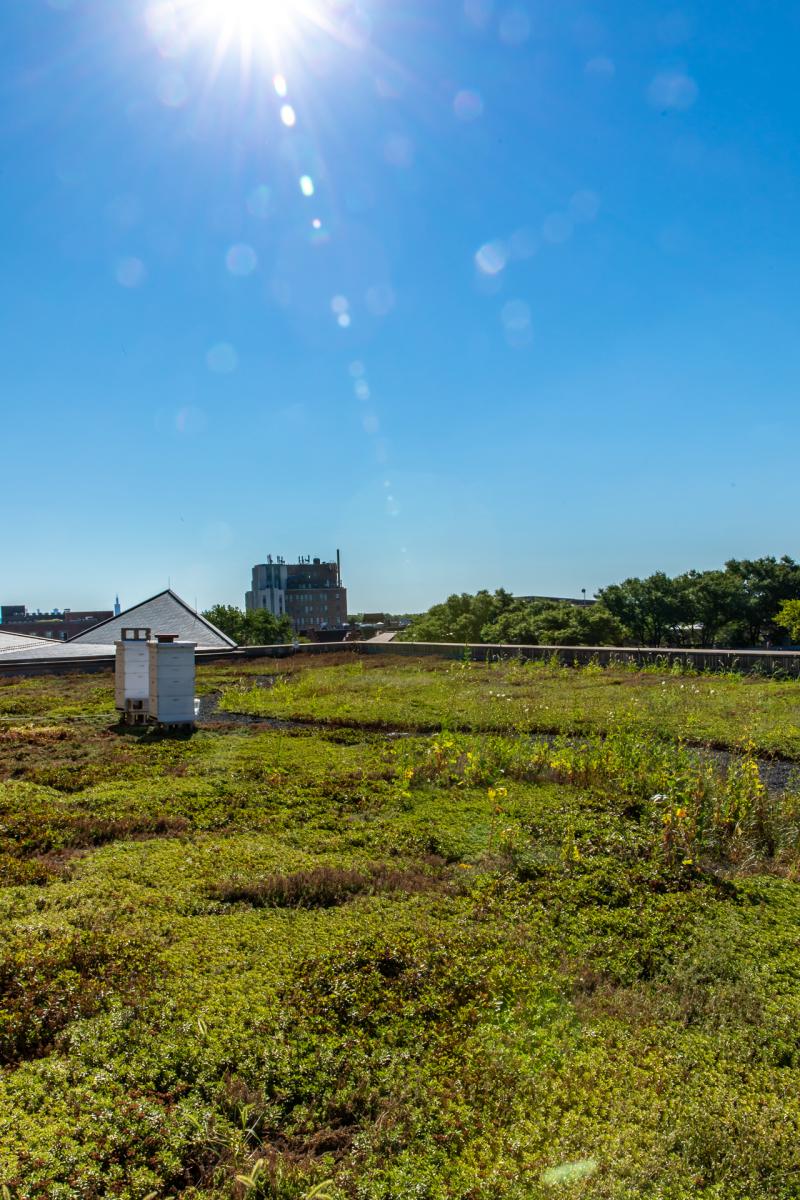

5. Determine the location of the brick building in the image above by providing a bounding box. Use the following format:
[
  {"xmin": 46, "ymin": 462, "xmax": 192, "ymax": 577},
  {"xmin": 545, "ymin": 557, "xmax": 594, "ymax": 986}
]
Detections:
[
  {"xmin": 246, "ymin": 553, "xmax": 347, "ymax": 633},
  {"xmin": 0, "ymin": 606, "xmax": 114, "ymax": 641}
]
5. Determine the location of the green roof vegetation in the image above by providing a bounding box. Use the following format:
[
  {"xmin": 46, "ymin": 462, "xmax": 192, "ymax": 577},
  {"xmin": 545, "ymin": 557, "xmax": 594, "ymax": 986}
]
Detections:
[{"xmin": 1, "ymin": 656, "xmax": 800, "ymax": 1197}]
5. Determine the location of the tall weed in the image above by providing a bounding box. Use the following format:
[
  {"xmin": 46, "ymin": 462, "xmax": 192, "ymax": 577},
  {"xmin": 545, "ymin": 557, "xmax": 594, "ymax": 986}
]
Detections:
[{"xmin": 392, "ymin": 728, "xmax": 800, "ymax": 871}]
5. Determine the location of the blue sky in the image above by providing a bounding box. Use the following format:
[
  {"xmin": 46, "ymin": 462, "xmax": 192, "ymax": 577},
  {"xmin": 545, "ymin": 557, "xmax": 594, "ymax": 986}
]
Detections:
[{"xmin": 3, "ymin": 0, "xmax": 799, "ymax": 614}]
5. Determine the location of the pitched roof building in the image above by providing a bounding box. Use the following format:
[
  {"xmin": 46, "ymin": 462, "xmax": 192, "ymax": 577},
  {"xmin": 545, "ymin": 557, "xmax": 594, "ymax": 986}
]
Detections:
[
  {"xmin": 69, "ymin": 589, "xmax": 235, "ymax": 649},
  {"xmin": 0, "ymin": 591, "xmax": 235, "ymax": 667},
  {"xmin": 0, "ymin": 628, "xmax": 55, "ymax": 656}
]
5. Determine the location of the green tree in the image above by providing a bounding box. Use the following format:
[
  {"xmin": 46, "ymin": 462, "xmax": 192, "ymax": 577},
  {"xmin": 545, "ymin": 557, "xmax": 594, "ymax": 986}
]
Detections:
[
  {"xmin": 676, "ymin": 569, "xmax": 745, "ymax": 647},
  {"xmin": 400, "ymin": 590, "xmax": 515, "ymax": 643},
  {"xmin": 401, "ymin": 556, "xmax": 800, "ymax": 652},
  {"xmin": 480, "ymin": 601, "xmax": 546, "ymax": 645},
  {"xmin": 723, "ymin": 556, "xmax": 800, "ymax": 645},
  {"xmin": 483, "ymin": 600, "xmax": 625, "ymax": 646},
  {"xmin": 402, "ymin": 593, "xmax": 625, "ymax": 647},
  {"xmin": 598, "ymin": 572, "xmax": 691, "ymax": 646},
  {"xmin": 775, "ymin": 599, "xmax": 800, "ymax": 644},
  {"xmin": 247, "ymin": 608, "xmax": 294, "ymax": 645},
  {"xmin": 203, "ymin": 604, "xmax": 292, "ymax": 646},
  {"xmin": 530, "ymin": 601, "xmax": 626, "ymax": 646},
  {"xmin": 203, "ymin": 604, "xmax": 246, "ymax": 644}
]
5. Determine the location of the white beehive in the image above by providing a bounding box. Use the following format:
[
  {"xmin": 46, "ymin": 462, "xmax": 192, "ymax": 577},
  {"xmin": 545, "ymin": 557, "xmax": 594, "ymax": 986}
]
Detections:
[
  {"xmin": 115, "ymin": 627, "xmax": 151, "ymax": 719},
  {"xmin": 148, "ymin": 635, "xmax": 196, "ymax": 724}
]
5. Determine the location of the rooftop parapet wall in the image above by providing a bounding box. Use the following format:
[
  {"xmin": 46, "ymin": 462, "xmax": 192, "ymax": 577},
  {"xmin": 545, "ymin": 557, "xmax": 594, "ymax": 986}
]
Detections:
[
  {"xmin": 356, "ymin": 641, "xmax": 800, "ymax": 676},
  {"xmin": 3, "ymin": 640, "xmax": 800, "ymax": 678},
  {"xmin": 231, "ymin": 640, "xmax": 800, "ymax": 675}
]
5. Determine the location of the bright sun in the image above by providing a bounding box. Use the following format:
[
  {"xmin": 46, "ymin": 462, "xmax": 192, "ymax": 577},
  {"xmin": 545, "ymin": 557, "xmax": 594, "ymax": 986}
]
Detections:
[{"xmin": 192, "ymin": 0, "xmax": 313, "ymax": 55}]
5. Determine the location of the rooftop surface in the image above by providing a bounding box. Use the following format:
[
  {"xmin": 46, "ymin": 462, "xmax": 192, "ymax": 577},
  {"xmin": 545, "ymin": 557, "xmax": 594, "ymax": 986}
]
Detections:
[
  {"xmin": 70, "ymin": 589, "xmax": 235, "ymax": 650},
  {"xmin": 1, "ymin": 654, "xmax": 799, "ymax": 1195},
  {"xmin": 0, "ymin": 590, "xmax": 235, "ymax": 664},
  {"xmin": 0, "ymin": 628, "xmax": 56, "ymax": 655}
]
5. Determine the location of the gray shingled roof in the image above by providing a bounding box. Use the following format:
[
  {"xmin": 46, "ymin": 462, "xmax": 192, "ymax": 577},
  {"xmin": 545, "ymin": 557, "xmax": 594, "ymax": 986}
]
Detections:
[
  {"xmin": 0, "ymin": 629, "xmax": 58, "ymax": 655},
  {"xmin": 69, "ymin": 590, "xmax": 236, "ymax": 649},
  {"xmin": 0, "ymin": 640, "xmax": 117, "ymax": 663}
]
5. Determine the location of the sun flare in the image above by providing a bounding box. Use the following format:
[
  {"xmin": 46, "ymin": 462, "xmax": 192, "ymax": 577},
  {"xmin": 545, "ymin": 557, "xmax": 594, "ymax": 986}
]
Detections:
[{"xmin": 191, "ymin": 0, "xmax": 317, "ymax": 56}]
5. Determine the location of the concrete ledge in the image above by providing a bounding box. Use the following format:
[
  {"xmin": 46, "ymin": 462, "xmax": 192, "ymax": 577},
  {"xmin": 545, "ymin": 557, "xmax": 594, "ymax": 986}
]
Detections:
[
  {"xmin": 3, "ymin": 639, "xmax": 800, "ymax": 679},
  {"xmin": 355, "ymin": 641, "xmax": 800, "ymax": 676},
  {"xmin": 0, "ymin": 647, "xmax": 238, "ymax": 679},
  {"xmin": 228, "ymin": 640, "xmax": 800, "ymax": 676}
]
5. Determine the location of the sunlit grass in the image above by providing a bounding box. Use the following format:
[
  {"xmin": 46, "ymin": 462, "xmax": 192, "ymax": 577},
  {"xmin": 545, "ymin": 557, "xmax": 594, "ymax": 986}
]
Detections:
[
  {"xmin": 1, "ymin": 661, "xmax": 800, "ymax": 1196},
  {"xmin": 216, "ymin": 654, "xmax": 800, "ymax": 757}
]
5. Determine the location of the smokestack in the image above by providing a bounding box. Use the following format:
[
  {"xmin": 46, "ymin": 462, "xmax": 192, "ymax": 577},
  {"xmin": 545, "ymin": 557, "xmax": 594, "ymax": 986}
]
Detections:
[{"xmin": 336, "ymin": 548, "xmax": 341, "ymax": 587}]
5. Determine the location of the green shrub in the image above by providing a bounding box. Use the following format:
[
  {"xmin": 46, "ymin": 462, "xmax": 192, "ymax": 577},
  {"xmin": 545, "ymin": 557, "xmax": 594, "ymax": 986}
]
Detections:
[{"xmin": 0, "ymin": 922, "xmax": 159, "ymax": 1063}]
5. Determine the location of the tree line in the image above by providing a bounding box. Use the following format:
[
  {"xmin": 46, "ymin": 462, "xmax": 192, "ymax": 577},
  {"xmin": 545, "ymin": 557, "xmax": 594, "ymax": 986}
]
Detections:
[
  {"xmin": 203, "ymin": 604, "xmax": 293, "ymax": 646},
  {"xmin": 398, "ymin": 557, "xmax": 800, "ymax": 648}
]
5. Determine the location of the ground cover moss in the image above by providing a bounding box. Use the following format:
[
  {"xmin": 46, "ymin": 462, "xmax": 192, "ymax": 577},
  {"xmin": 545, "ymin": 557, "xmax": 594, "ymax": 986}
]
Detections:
[
  {"xmin": 216, "ymin": 656, "xmax": 800, "ymax": 758},
  {"xmin": 0, "ymin": 662, "xmax": 800, "ymax": 1197},
  {"xmin": 0, "ymin": 673, "xmax": 115, "ymax": 719}
]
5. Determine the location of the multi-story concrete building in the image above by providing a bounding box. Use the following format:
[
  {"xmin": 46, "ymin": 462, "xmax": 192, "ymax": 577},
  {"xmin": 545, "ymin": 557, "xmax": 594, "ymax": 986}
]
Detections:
[
  {"xmin": 246, "ymin": 553, "xmax": 347, "ymax": 633},
  {"xmin": 247, "ymin": 562, "xmax": 290, "ymax": 621}
]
